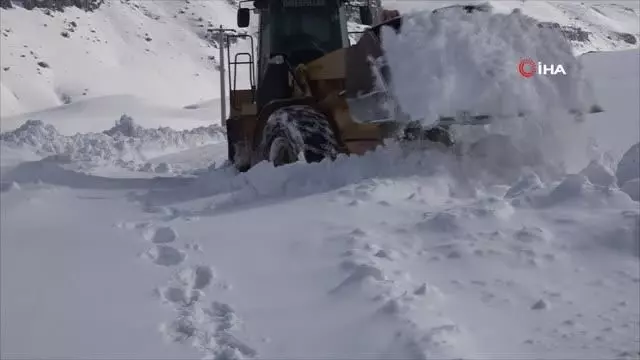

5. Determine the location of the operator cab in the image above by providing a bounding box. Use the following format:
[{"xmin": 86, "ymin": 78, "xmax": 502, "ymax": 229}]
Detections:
[
  {"xmin": 235, "ymin": 0, "xmax": 374, "ymax": 114},
  {"xmin": 271, "ymin": 0, "xmax": 344, "ymax": 65},
  {"xmin": 238, "ymin": 0, "xmax": 373, "ymax": 73}
]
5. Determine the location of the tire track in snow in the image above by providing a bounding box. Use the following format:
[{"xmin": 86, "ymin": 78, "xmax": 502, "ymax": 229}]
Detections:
[{"xmin": 116, "ymin": 214, "xmax": 257, "ymax": 359}]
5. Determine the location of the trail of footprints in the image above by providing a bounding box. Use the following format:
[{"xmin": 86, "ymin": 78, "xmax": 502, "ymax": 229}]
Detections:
[{"xmin": 117, "ymin": 219, "xmax": 256, "ymax": 359}]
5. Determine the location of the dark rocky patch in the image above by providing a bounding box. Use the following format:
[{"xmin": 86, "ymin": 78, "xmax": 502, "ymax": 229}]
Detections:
[
  {"xmin": 2, "ymin": 0, "xmax": 104, "ymax": 12},
  {"xmin": 612, "ymin": 31, "xmax": 637, "ymax": 45}
]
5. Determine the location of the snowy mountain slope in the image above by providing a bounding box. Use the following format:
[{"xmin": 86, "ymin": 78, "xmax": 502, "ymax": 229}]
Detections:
[
  {"xmin": 0, "ymin": 0, "xmax": 255, "ymax": 118},
  {"xmin": 1, "ymin": 19, "xmax": 639, "ymax": 359},
  {"xmin": 382, "ymin": 0, "xmax": 639, "ymax": 54}
]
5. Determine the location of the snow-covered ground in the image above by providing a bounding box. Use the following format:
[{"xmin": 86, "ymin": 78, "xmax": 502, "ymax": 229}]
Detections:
[
  {"xmin": 1, "ymin": 2, "xmax": 639, "ymax": 360},
  {"xmin": 0, "ymin": 94, "xmax": 224, "ymax": 135},
  {"xmin": 0, "ymin": 0, "xmax": 255, "ymax": 118}
]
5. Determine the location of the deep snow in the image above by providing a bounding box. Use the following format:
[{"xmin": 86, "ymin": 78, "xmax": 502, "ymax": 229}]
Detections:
[
  {"xmin": 0, "ymin": 94, "xmax": 225, "ymax": 135},
  {"xmin": 380, "ymin": 7, "xmax": 599, "ymax": 125},
  {"xmin": 2, "ymin": 131, "xmax": 639, "ymax": 359},
  {"xmin": 0, "ymin": 115, "xmax": 225, "ymax": 174},
  {"xmin": 1, "ymin": 2, "xmax": 639, "ymax": 360}
]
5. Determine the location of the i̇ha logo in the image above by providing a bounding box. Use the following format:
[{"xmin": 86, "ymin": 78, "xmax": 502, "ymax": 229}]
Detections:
[{"xmin": 518, "ymin": 58, "xmax": 567, "ymax": 78}]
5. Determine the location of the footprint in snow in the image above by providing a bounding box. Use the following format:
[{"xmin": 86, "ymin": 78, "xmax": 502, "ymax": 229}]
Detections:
[
  {"xmin": 162, "ymin": 301, "xmax": 257, "ymax": 358},
  {"xmin": 144, "ymin": 226, "xmax": 178, "ymax": 244},
  {"xmin": 205, "ymin": 301, "xmax": 257, "ymax": 358},
  {"xmin": 177, "ymin": 265, "xmax": 215, "ymax": 290},
  {"xmin": 144, "ymin": 245, "xmax": 186, "ymax": 266},
  {"xmin": 157, "ymin": 286, "xmax": 202, "ymax": 307}
]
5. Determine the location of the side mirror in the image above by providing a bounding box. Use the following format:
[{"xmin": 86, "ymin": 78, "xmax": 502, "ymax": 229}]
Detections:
[
  {"xmin": 359, "ymin": 6, "xmax": 373, "ymax": 25},
  {"xmin": 237, "ymin": 8, "xmax": 250, "ymax": 28}
]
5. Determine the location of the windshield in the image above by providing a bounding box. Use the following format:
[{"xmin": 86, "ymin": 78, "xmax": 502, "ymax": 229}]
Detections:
[{"xmin": 269, "ymin": 0, "xmax": 343, "ymax": 65}]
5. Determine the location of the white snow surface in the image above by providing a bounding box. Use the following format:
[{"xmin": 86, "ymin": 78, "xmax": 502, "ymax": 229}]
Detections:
[
  {"xmin": 0, "ymin": 0, "xmax": 254, "ymax": 118},
  {"xmin": 0, "ymin": 94, "xmax": 224, "ymax": 135},
  {"xmin": 0, "ymin": 115, "xmax": 225, "ymax": 173},
  {"xmin": 1, "ymin": 3, "xmax": 640, "ymax": 360}
]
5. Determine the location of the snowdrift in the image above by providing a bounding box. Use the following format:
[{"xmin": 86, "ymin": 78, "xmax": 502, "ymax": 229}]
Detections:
[
  {"xmin": 0, "ymin": 94, "xmax": 223, "ymax": 135},
  {"xmin": 2, "ymin": 116, "xmax": 637, "ymax": 206},
  {"xmin": 0, "ymin": 116, "xmax": 225, "ymax": 172}
]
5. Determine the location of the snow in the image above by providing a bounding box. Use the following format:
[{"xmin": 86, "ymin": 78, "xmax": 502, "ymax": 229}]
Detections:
[
  {"xmin": 2, "ymin": 140, "xmax": 639, "ymax": 358},
  {"xmin": 379, "ymin": 6, "xmax": 599, "ymax": 126},
  {"xmin": 0, "ymin": 1, "xmax": 254, "ymax": 118},
  {"xmin": 581, "ymin": 50, "xmax": 640, "ymax": 163},
  {"xmin": 0, "ymin": 115, "xmax": 225, "ymax": 173},
  {"xmin": 381, "ymin": 0, "xmax": 640, "ymax": 54},
  {"xmin": 0, "ymin": 94, "xmax": 223, "ymax": 135},
  {"xmin": 0, "ymin": 186, "xmax": 201, "ymax": 360},
  {"xmin": 1, "ymin": 1, "xmax": 639, "ymax": 360}
]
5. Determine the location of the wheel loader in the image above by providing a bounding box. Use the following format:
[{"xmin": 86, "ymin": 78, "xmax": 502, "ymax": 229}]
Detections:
[
  {"xmin": 221, "ymin": 0, "xmax": 469, "ymax": 172},
  {"xmin": 222, "ymin": 0, "xmax": 600, "ymax": 172}
]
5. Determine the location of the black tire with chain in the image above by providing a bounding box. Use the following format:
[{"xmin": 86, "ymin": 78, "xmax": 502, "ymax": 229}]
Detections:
[{"xmin": 259, "ymin": 105, "xmax": 339, "ymax": 166}]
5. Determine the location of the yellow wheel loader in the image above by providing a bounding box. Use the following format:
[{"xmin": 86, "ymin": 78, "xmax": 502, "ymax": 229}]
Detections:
[
  {"xmin": 222, "ymin": 0, "xmax": 599, "ymax": 172},
  {"xmin": 221, "ymin": 0, "xmax": 477, "ymax": 172}
]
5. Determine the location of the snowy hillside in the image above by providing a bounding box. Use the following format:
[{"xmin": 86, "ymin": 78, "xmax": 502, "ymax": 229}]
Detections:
[
  {"xmin": 383, "ymin": 0, "xmax": 639, "ymax": 54},
  {"xmin": 0, "ymin": 0, "xmax": 254, "ymax": 118}
]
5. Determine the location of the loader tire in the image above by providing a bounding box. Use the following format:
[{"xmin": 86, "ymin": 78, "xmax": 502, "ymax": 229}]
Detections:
[{"xmin": 260, "ymin": 105, "xmax": 338, "ymax": 167}]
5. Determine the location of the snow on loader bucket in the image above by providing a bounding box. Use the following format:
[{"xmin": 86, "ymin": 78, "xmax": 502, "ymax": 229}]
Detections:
[{"xmin": 223, "ymin": 1, "xmax": 603, "ymax": 172}]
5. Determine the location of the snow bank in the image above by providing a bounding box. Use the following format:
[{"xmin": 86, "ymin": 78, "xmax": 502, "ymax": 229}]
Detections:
[
  {"xmin": 380, "ymin": 6, "xmax": 599, "ymax": 124},
  {"xmin": 1, "ymin": 94, "xmax": 223, "ymax": 135},
  {"xmin": 0, "ymin": 116, "xmax": 225, "ymax": 171},
  {"xmin": 171, "ymin": 135, "xmax": 628, "ymax": 214}
]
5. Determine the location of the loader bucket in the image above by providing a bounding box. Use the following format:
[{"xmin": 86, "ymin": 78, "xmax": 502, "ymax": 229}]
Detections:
[
  {"xmin": 344, "ymin": 17, "xmax": 402, "ymax": 99},
  {"xmin": 344, "ymin": 4, "xmax": 491, "ymax": 102},
  {"xmin": 343, "ymin": 3, "xmax": 601, "ymax": 127},
  {"xmin": 343, "ymin": 17, "xmax": 404, "ymax": 125}
]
